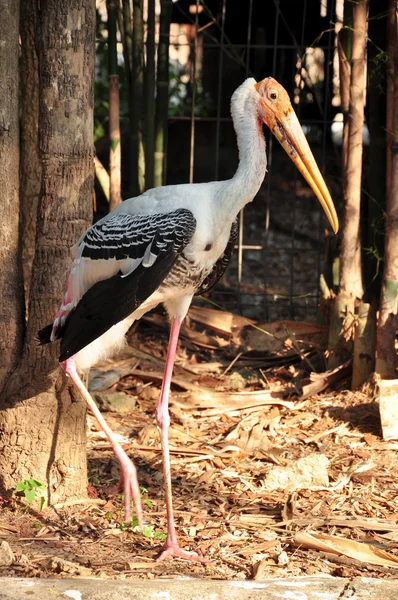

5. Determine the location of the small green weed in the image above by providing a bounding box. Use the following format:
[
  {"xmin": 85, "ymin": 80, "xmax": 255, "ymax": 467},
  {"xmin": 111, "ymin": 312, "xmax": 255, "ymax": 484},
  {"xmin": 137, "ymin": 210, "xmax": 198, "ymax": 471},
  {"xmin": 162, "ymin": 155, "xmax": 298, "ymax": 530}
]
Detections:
[
  {"xmin": 89, "ymin": 475, "xmax": 101, "ymax": 485},
  {"xmin": 140, "ymin": 486, "xmax": 153, "ymax": 509},
  {"xmin": 15, "ymin": 479, "xmax": 46, "ymax": 511},
  {"xmin": 131, "ymin": 517, "xmax": 166, "ymax": 540}
]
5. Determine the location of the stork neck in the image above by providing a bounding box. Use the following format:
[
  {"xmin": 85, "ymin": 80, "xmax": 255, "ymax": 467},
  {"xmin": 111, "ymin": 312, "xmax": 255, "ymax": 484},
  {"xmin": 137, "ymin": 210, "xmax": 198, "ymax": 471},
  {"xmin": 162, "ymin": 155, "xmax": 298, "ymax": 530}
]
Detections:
[{"xmin": 224, "ymin": 111, "xmax": 267, "ymax": 218}]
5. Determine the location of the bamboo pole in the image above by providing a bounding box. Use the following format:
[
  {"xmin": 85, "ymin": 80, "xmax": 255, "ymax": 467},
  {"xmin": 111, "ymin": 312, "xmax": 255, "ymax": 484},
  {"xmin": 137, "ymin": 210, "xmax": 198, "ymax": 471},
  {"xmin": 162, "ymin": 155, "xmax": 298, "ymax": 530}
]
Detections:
[
  {"xmin": 337, "ymin": 0, "xmax": 353, "ymax": 186},
  {"xmin": 366, "ymin": 0, "xmax": 388, "ymax": 296},
  {"xmin": 131, "ymin": 0, "xmax": 144, "ymax": 195},
  {"xmin": 376, "ymin": 0, "xmax": 398, "ymax": 378},
  {"xmin": 120, "ymin": 0, "xmax": 132, "ymax": 75},
  {"xmin": 120, "ymin": 0, "xmax": 136, "ymax": 196},
  {"xmin": 144, "ymin": 0, "xmax": 156, "ymax": 190},
  {"xmin": 107, "ymin": 0, "xmax": 121, "ymax": 209},
  {"xmin": 154, "ymin": 0, "xmax": 172, "ymax": 188},
  {"xmin": 94, "ymin": 155, "xmax": 110, "ymax": 203}
]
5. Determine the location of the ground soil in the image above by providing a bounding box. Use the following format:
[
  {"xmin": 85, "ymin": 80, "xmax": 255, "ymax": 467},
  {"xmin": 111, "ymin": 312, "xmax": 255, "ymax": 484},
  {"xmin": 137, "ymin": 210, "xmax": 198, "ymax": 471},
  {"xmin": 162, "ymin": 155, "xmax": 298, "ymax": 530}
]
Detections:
[{"xmin": 1, "ymin": 313, "xmax": 398, "ymax": 581}]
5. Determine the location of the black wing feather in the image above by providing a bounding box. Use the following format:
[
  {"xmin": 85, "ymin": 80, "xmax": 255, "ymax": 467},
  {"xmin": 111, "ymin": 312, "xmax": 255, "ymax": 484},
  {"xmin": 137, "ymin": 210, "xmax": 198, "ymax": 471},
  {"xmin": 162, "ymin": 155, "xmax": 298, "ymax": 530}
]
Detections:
[
  {"xmin": 59, "ymin": 246, "xmax": 178, "ymax": 361},
  {"xmin": 48, "ymin": 208, "xmax": 196, "ymax": 361},
  {"xmin": 195, "ymin": 219, "xmax": 238, "ymax": 296},
  {"xmin": 81, "ymin": 209, "xmax": 195, "ymax": 262}
]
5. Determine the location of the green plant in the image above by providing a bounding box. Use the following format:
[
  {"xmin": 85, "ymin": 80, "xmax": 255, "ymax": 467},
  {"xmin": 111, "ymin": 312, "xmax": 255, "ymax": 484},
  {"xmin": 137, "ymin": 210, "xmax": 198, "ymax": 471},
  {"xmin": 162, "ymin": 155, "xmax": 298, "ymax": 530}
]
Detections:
[
  {"xmin": 89, "ymin": 475, "xmax": 101, "ymax": 485},
  {"xmin": 131, "ymin": 517, "xmax": 166, "ymax": 539},
  {"xmin": 15, "ymin": 479, "xmax": 46, "ymax": 511},
  {"xmin": 139, "ymin": 485, "xmax": 153, "ymax": 508},
  {"xmin": 118, "ymin": 487, "xmax": 165, "ymax": 537}
]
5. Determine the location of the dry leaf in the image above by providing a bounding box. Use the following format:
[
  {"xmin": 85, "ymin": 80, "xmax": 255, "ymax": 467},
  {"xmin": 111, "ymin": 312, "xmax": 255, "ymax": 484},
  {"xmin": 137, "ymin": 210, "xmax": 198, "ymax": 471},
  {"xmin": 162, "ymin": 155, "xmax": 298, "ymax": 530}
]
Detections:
[
  {"xmin": 293, "ymin": 531, "xmax": 398, "ymax": 568},
  {"xmin": 125, "ymin": 561, "xmax": 158, "ymax": 570}
]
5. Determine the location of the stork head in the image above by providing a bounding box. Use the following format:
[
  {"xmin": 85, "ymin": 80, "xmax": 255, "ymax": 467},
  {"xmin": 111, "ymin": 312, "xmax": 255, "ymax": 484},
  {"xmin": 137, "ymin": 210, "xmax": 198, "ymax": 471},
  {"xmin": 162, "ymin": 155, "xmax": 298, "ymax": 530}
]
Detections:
[{"xmin": 255, "ymin": 77, "xmax": 339, "ymax": 233}]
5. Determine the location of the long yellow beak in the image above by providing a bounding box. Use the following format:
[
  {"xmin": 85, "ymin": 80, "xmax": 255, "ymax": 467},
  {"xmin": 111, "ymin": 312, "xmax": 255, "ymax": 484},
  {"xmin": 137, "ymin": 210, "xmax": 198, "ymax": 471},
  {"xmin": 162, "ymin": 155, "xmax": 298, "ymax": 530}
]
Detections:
[{"xmin": 255, "ymin": 78, "xmax": 339, "ymax": 234}]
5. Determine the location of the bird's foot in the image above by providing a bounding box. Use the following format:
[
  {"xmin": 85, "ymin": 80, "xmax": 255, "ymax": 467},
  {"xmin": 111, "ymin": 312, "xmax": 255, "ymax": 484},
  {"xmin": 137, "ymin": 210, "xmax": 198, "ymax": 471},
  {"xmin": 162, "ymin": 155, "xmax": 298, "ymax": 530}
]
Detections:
[
  {"xmin": 113, "ymin": 445, "xmax": 143, "ymax": 529},
  {"xmin": 156, "ymin": 542, "xmax": 211, "ymax": 563}
]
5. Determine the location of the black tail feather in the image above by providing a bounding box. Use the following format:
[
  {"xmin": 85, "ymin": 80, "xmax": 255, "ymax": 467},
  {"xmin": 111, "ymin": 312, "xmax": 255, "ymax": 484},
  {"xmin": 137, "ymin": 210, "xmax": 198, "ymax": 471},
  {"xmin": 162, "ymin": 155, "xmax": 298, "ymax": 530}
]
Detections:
[{"xmin": 37, "ymin": 323, "xmax": 53, "ymax": 345}]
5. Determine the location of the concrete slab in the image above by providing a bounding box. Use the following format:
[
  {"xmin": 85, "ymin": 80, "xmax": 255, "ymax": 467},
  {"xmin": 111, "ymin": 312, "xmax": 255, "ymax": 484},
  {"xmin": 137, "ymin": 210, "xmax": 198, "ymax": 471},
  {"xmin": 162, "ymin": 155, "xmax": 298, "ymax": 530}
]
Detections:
[
  {"xmin": 0, "ymin": 576, "xmax": 347, "ymax": 600},
  {"xmin": 1, "ymin": 576, "xmax": 397, "ymax": 600},
  {"xmin": 346, "ymin": 577, "xmax": 398, "ymax": 599}
]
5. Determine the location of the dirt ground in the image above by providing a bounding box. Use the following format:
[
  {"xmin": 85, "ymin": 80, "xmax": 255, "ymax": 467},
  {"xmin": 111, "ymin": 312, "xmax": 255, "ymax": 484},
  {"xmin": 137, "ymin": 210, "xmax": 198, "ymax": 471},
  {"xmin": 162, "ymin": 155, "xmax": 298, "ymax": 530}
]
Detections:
[{"xmin": 1, "ymin": 308, "xmax": 398, "ymax": 581}]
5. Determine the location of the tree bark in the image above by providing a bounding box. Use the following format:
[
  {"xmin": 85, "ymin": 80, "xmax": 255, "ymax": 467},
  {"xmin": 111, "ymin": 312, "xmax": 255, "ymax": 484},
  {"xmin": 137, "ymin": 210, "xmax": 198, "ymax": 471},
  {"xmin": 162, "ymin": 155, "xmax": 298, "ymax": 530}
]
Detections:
[
  {"xmin": 0, "ymin": 0, "xmax": 25, "ymax": 390},
  {"xmin": 352, "ymin": 302, "xmax": 376, "ymax": 388},
  {"xmin": 0, "ymin": 0, "xmax": 95, "ymax": 505},
  {"xmin": 328, "ymin": 0, "xmax": 368, "ymax": 369},
  {"xmin": 20, "ymin": 0, "xmax": 42, "ymax": 306},
  {"xmin": 339, "ymin": 0, "xmax": 367, "ymax": 300},
  {"xmin": 376, "ymin": 0, "xmax": 398, "ymax": 378}
]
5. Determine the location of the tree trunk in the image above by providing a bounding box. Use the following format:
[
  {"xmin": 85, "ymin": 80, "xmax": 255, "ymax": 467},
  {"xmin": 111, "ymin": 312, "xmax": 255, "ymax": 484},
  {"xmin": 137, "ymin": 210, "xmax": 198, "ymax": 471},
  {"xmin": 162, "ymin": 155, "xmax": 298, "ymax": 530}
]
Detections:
[
  {"xmin": 107, "ymin": 0, "xmax": 121, "ymax": 210},
  {"xmin": 376, "ymin": 0, "xmax": 398, "ymax": 378},
  {"xmin": 340, "ymin": 0, "xmax": 367, "ymax": 300},
  {"xmin": 0, "ymin": 0, "xmax": 95, "ymax": 506},
  {"xmin": 20, "ymin": 0, "xmax": 42, "ymax": 306},
  {"xmin": 352, "ymin": 302, "xmax": 376, "ymax": 388},
  {"xmin": 0, "ymin": 0, "xmax": 25, "ymax": 390},
  {"xmin": 328, "ymin": 0, "xmax": 368, "ymax": 369}
]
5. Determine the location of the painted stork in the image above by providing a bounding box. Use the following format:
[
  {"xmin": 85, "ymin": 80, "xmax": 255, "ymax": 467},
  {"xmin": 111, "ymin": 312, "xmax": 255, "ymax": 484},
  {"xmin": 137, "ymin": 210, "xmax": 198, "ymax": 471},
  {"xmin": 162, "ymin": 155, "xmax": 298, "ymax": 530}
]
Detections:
[{"xmin": 39, "ymin": 77, "xmax": 338, "ymax": 562}]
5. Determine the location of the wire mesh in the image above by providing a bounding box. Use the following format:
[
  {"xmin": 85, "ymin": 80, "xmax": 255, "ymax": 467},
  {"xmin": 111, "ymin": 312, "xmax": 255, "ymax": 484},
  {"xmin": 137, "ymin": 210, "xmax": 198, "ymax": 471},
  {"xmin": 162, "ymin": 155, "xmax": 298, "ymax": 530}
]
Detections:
[{"xmin": 167, "ymin": 0, "xmax": 339, "ymax": 322}]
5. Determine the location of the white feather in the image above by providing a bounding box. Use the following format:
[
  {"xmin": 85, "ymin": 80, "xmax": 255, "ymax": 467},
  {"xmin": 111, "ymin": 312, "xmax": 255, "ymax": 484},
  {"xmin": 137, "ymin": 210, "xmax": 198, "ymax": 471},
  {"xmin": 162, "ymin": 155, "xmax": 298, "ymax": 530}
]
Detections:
[
  {"xmin": 142, "ymin": 239, "xmax": 158, "ymax": 268},
  {"xmin": 54, "ymin": 78, "xmax": 268, "ymax": 371},
  {"xmin": 120, "ymin": 257, "xmax": 143, "ymax": 277}
]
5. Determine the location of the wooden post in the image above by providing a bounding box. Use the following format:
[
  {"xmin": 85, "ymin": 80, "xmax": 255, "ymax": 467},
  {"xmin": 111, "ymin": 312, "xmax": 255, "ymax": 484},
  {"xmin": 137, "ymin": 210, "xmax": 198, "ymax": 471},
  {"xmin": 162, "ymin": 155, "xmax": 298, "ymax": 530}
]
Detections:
[{"xmin": 376, "ymin": 0, "xmax": 398, "ymax": 378}]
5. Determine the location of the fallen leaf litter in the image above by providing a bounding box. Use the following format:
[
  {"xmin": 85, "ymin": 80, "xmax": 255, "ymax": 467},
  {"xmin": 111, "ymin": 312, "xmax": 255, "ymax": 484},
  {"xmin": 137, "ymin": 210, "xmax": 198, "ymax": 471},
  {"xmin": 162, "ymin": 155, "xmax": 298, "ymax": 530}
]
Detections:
[{"xmin": 1, "ymin": 305, "xmax": 398, "ymax": 580}]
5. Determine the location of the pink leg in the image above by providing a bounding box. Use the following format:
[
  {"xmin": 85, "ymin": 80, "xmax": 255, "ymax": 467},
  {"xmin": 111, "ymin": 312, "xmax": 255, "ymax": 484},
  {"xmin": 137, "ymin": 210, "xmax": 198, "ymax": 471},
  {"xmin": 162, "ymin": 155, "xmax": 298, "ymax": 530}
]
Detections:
[
  {"xmin": 61, "ymin": 358, "xmax": 143, "ymax": 529},
  {"xmin": 155, "ymin": 317, "xmax": 209, "ymax": 563}
]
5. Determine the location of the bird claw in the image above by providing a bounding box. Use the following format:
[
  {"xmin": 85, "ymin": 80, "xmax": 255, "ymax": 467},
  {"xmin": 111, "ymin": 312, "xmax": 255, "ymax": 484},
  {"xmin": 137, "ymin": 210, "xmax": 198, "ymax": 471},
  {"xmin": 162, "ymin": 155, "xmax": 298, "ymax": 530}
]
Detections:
[
  {"xmin": 156, "ymin": 543, "xmax": 211, "ymax": 563},
  {"xmin": 113, "ymin": 447, "xmax": 143, "ymax": 529}
]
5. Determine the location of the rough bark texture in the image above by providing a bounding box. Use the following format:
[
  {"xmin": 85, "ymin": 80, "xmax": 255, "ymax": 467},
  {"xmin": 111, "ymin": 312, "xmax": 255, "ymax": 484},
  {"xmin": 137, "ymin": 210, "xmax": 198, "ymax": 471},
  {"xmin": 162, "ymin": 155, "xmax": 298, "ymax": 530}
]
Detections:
[
  {"xmin": 376, "ymin": 0, "xmax": 398, "ymax": 378},
  {"xmin": 339, "ymin": 0, "xmax": 367, "ymax": 300},
  {"xmin": 20, "ymin": 0, "xmax": 41, "ymax": 305},
  {"xmin": 0, "ymin": 0, "xmax": 25, "ymax": 390},
  {"xmin": 0, "ymin": 375, "xmax": 88, "ymax": 506},
  {"xmin": 0, "ymin": 0, "xmax": 95, "ymax": 505},
  {"xmin": 352, "ymin": 302, "xmax": 376, "ymax": 389},
  {"xmin": 328, "ymin": 1, "xmax": 367, "ymax": 369}
]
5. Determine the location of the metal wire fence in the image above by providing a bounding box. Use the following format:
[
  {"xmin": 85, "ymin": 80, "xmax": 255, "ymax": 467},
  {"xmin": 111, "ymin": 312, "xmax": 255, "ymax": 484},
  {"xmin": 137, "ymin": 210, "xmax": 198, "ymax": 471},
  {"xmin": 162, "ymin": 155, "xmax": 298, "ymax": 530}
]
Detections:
[{"xmin": 166, "ymin": 0, "xmax": 340, "ymax": 322}]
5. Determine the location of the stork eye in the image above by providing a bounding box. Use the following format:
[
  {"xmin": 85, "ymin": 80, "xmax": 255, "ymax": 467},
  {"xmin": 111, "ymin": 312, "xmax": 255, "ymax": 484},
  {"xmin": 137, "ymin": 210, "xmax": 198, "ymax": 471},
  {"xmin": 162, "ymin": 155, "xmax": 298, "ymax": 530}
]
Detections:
[{"xmin": 269, "ymin": 90, "xmax": 278, "ymax": 100}]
